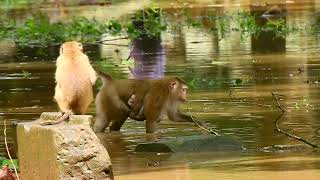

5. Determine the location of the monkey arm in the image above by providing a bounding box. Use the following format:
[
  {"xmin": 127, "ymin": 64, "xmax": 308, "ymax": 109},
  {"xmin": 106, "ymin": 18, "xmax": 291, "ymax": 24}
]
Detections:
[
  {"xmin": 87, "ymin": 62, "xmax": 97, "ymax": 85},
  {"xmin": 168, "ymin": 110, "xmax": 208, "ymax": 128}
]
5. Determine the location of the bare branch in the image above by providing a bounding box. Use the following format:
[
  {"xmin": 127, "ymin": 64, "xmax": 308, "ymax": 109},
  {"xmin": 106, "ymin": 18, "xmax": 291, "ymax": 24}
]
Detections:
[
  {"xmin": 96, "ymin": 37, "xmax": 129, "ymax": 43},
  {"xmin": 3, "ymin": 119, "xmax": 20, "ymax": 180},
  {"xmin": 229, "ymin": 89, "xmax": 241, "ymax": 102},
  {"xmin": 271, "ymin": 92, "xmax": 285, "ymax": 113},
  {"xmin": 126, "ymin": 45, "xmax": 135, "ymax": 61},
  {"xmin": 96, "ymin": 42, "xmax": 129, "ymax": 47},
  {"xmin": 271, "ymin": 92, "xmax": 319, "ymax": 148},
  {"xmin": 187, "ymin": 108, "xmax": 220, "ymax": 136}
]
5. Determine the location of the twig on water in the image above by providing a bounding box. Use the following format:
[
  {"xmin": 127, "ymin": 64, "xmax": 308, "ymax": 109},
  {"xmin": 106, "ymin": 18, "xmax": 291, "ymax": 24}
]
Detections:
[
  {"xmin": 3, "ymin": 119, "xmax": 20, "ymax": 180},
  {"xmin": 271, "ymin": 92, "xmax": 319, "ymax": 148},
  {"xmin": 96, "ymin": 37, "xmax": 129, "ymax": 43},
  {"xmin": 126, "ymin": 45, "xmax": 135, "ymax": 61},
  {"xmin": 188, "ymin": 108, "xmax": 220, "ymax": 136},
  {"xmin": 271, "ymin": 92, "xmax": 285, "ymax": 113},
  {"xmin": 96, "ymin": 42, "xmax": 129, "ymax": 47},
  {"xmin": 229, "ymin": 89, "xmax": 240, "ymax": 102}
]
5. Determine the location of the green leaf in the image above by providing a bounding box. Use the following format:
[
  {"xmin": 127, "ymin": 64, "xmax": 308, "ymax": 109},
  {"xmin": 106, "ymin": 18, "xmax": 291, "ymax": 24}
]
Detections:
[{"xmin": 1, "ymin": 159, "xmax": 19, "ymax": 170}]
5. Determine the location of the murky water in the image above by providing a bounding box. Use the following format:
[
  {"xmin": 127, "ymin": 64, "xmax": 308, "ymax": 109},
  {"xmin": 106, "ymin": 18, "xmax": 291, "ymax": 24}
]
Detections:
[{"xmin": 1, "ymin": 1, "xmax": 320, "ymax": 179}]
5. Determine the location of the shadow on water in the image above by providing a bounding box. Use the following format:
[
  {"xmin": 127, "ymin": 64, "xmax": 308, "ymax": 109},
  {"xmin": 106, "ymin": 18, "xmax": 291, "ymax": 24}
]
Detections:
[{"xmin": 1, "ymin": 1, "xmax": 320, "ymax": 179}]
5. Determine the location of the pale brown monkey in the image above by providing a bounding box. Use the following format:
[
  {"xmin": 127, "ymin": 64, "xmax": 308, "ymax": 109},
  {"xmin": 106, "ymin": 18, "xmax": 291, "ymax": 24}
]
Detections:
[
  {"xmin": 94, "ymin": 70, "xmax": 207, "ymax": 133},
  {"xmin": 0, "ymin": 165, "xmax": 14, "ymax": 180},
  {"xmin": 41, "ymin": 41, "xmax": 96, "ymax": 125}
]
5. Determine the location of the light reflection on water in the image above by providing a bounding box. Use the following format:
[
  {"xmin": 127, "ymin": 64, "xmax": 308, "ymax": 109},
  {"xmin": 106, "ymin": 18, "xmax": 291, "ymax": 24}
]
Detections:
[{"xmin": 1, "ymin": 1, "xmax": 320, "ymax": 179}]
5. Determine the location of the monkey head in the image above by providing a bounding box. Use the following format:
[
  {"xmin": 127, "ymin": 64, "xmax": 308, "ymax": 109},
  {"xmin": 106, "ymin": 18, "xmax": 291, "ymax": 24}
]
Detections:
[
  {"xmin": 59, "ymin": 41, "xmax": 83, "ymax": 55},
  {"xmin": 169, "ymin": 77, "xmax": 188, "ymax": 102}
]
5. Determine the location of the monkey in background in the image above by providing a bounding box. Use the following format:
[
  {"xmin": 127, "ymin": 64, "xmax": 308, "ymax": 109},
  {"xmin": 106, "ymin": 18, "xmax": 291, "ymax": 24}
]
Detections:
[
  {"xmin": 94, "ymin": 70, "xmax": 207, "ymax": 133},
  {"xmin": 41, "ymin": 41, "xmax": 97, "ymax": 125}
]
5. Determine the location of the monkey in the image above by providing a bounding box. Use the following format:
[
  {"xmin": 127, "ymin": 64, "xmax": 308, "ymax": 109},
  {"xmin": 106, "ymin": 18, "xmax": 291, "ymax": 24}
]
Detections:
[
  {"xmin": 41, "ymin": 41, "xmax": 97, "ymax": 125},
  {"xmin": 94, "ymin": 70, "xmax": 207, "ymax": 133},
  {"xmin": 127, "ymin": 94, "xmax": 145, "ymax": 120},
  {"xmin": 0, "ymin": 165, "xmax": 14, "ymax": 180}
]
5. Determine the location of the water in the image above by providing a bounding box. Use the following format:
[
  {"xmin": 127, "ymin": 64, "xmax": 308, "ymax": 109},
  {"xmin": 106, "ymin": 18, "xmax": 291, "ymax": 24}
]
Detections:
[{"xmin": 1, "ymin": 1, "xmax": 320, "ymax": 179}]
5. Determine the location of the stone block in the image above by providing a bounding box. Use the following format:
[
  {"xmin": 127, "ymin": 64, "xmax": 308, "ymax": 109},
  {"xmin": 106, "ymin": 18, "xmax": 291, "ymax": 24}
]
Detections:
[{"xmin": 16, "ymin": 112, "xmax": 113, "ymax": 180}]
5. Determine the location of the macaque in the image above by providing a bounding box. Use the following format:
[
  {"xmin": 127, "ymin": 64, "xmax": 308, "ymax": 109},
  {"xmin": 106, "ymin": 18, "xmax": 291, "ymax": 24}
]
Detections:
[
  {"xmin": 94, "ymin": 70, "xmax": 207, "ymax": 133},
  {"xmin": 0, "ymin": 165, "xmax": 14, "ymax": 180},
  {"xmin": 41, "ymin": 41, "xmax": 96, "ymax": 125}
]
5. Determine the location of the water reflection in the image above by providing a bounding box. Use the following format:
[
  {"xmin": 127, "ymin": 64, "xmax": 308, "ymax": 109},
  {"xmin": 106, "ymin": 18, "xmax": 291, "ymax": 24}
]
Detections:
[
  {"xmin": 128, "ymin": 38, "xmax": 166, "ymax": 79},
  {"xmin": 250, "ymin": 4, "xmax": 287, "ymax": 53}
]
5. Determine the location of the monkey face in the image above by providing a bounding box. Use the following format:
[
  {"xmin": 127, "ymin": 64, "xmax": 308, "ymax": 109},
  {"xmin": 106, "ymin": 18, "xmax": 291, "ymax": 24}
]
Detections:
[
  {"xmin": 179, "ymin": 85, "xmax": 188, "ymax": 102},
  {"xmin": 59, "ymin": 41, "xmax": 83, "ymax": 55},
  {"xmin": 170, "ymin": 80, "xmax": 188, "ymax": 102}
]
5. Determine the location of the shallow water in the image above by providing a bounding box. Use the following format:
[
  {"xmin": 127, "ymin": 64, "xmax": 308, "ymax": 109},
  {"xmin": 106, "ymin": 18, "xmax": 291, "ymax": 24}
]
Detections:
[{"xmin": 1, "ymin": 0, "xmax": 320, "ymax": 179}]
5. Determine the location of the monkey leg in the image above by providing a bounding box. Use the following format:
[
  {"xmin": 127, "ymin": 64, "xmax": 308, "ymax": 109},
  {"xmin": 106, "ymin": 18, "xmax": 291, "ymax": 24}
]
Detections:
[
  {"xmin": 129, "ymin": 106, "xmax": 145, "ymax": 121},
  {"xmin": 94, "ymin": 111, "xmax": 111, "ymax": 133},
  {"xmin": 109, "ymin": 116, "xmax": 128, "ymax": 131},
  {"xmin": 168, "ymin": 111, "xmax": 209, "ymax": 129},
  {"xmin": 145, "ymin": 120, "xmax": 157, "ymax": 133},
  {"xmin": 128, "ymin": 94, "xmax": 145, "ymax": 121}
]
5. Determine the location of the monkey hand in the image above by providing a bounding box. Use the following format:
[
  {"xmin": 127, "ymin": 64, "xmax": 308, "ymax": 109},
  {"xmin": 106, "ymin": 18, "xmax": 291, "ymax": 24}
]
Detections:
[{"xmin": 129, "ymin": 111, "xmax": 145, "ymax": 121}]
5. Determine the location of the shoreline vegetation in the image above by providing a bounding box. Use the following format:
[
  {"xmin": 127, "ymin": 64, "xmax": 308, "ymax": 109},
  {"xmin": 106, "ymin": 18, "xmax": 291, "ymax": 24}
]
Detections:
[{"xmin": 0, "ymin": 6, "xmax": 300, "ymax": 47}]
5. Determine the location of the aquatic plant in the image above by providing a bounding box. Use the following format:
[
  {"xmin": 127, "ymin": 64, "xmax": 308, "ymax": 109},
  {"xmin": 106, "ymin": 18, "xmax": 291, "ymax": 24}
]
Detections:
[
  {"xmin": 0, "ymin": 8, "xmax": 298, "ymax": 47},
  {"xmin": 1, "ymin": 158, "xmax": 19, "ymax": 171},
  {"xmin": 184, "ymin": 10, "xmax": 297, "ymax": 40}
]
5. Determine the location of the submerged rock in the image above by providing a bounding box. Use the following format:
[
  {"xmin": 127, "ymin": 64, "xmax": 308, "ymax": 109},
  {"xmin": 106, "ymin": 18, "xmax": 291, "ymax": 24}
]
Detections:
[
  {"xmin": 135, "ymin": 135, "xmax": 244, "ymax": 153},
  {"xmin": 257, "ymin": 144, "xmax": 312, "ymax": 153},
  {"xmin": 16, "ymin": 112, "xmax": 113, "ymax": 180}
]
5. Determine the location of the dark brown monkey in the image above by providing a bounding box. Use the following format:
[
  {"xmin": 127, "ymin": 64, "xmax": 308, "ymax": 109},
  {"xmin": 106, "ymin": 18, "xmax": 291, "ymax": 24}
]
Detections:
[
  {"xmin": 41, "ymin": 41, "xmax": 96, "ymax": 125},
  {"xmin": 94, "ymin": 70, "xmax": 207, "ymax": 133}
]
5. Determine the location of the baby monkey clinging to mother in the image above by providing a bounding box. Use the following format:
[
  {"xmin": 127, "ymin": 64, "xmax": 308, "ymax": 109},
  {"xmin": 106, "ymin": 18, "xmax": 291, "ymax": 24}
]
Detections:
[{"xmin": 94, "ymin": 70, "xmax": 207, "ymax": 133}]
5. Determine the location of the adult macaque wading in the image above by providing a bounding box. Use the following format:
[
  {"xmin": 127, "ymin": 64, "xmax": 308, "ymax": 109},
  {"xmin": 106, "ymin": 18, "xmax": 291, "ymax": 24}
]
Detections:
[
  {"xmin": 94, "ymin": 70, "xmax": 207, "ymax": 133},
  {"xmin": 41, "ymin": 41, "xmax": 97, "ymax": 125}
]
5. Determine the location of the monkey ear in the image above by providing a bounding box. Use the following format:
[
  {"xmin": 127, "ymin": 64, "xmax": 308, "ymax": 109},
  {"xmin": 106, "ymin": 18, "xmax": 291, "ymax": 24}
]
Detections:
[
  {"xmin": 59, "ymin": 46, "xmax": 63, "ymax": 54},
  {"xmin": 169, "ymin": 80, "xmax": 177, "ymax": 89}
]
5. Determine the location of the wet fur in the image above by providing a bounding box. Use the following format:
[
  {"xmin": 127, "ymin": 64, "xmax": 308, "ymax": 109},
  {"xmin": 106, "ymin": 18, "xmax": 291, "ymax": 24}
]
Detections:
[{"xmin": 54, "ymin": 41, "xmax": 97, "ymax": 115}]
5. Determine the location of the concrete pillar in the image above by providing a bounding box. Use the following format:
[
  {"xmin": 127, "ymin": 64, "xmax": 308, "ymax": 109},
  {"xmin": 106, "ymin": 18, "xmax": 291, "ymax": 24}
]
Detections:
[{"xmin": 17, "ymin": 112, "xmax": 113, "ymax": 180}]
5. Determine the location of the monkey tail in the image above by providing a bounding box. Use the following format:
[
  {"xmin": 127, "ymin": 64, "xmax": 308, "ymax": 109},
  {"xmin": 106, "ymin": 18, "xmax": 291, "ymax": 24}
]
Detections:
[{"xmin": 95, "ymin": 69, "xmax": 113, "ymax": 83}]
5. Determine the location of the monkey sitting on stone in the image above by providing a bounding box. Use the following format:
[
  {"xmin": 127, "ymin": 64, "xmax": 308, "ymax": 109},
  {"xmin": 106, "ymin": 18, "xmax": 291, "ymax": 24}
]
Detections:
[{"xmin": 41, "ymin": 41, "xmax": 96, "ymax": 125}]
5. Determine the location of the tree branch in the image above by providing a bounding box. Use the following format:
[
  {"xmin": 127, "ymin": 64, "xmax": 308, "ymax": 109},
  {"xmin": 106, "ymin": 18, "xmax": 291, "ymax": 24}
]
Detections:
[
  {"xmin": 188, "ymin": 108, "xmax": 220, "ymax": 136},
  {"xmin": 3, "ymin": 119, "xmax": 20, "ymax": 180},
  {"xmin": 271, "ymin": 92, "xmax": 319, "ymax": 148}
]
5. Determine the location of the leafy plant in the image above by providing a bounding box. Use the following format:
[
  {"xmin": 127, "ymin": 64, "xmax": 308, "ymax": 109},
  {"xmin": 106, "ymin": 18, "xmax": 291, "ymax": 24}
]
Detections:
[
  {"xmin": 0, "ymin": 9, "xmax": 299, "ymax": 47},
  {"xmin": 0, "ymin": 157, "xmax": 19, "ymax": 171}
]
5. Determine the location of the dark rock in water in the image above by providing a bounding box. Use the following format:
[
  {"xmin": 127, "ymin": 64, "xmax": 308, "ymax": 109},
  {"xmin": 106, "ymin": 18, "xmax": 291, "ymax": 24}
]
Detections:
[{"xmin": 135, "ymin": 135, "xmax": 244, "ymax": 153}]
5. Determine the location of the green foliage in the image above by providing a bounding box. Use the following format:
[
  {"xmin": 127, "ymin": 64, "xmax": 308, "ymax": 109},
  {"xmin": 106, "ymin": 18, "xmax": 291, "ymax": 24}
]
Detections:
[
  {"xmin": 128, "ymin": 8, "xmax": 167, "ymax": 39},
  {"xmin": 184, "ymin": 10, "xmax": 297, "ymax": 40},
  {"xmin": 0, "ymin": 0, "xmax": 42, "ymax": 8},
  {"xmin": 0, "ymin": 9, "xmax": 298, "ymax": 47},
  {"xmin": 233, "ymin": 11, "xmax": 259, "ymax": 39},
  {"xmin": 0, "ymin": 156, "xmax": 5, "ymax": 163},
  {"xmin": 21, "ymin": 70, "xmax": 31, "ymax": 77},
  {"xmin": 0, "ymin": 157, "xmax": 19, "ymax": 170},
  {"xmin": 2, "ymin": 13, "xmax": 110, "ymax": 46}
]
